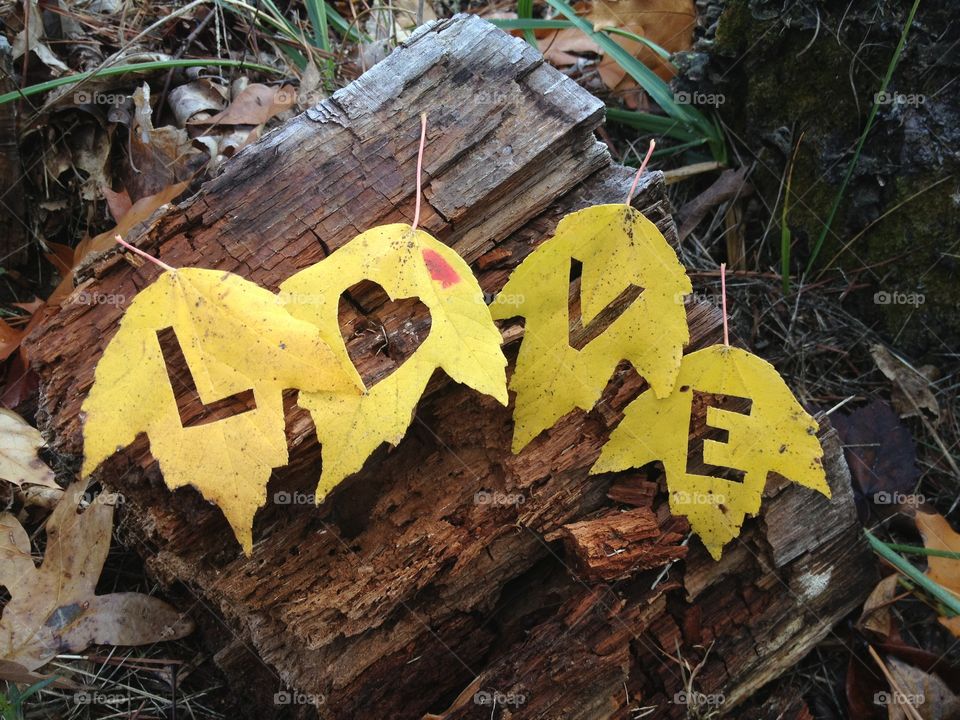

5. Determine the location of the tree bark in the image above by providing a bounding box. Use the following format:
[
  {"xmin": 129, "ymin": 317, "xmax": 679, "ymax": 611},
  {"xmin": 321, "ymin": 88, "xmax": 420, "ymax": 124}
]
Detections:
[{"xmin": 24, "ymin": 15, "xmax": 874, "ymax": 719}]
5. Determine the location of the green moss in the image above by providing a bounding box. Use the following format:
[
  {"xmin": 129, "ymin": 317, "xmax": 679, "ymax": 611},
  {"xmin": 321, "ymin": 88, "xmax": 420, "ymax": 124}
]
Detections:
[
  {"xmin": 856, "ymin": 175, "xmax": 960, "ymax": 350},
  {"xmin": 711, "ymin": 0, "xmax": 960, "ymax": 354}
]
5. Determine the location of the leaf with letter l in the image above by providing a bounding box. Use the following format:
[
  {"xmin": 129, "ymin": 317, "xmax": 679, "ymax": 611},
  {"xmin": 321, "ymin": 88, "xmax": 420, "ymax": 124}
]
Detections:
[
  {"xmin": 81, "ymin": 267, "xmax": 363, "ymax": 553},
  {"xmin": 490, "ymin": 203, "xmax": 691, "ymax": 452},
  {"xmin": 280, "ymin": 223, "xmax": 508, "ymax": 500},
  {"xmin": 591, "ymin": 345, "xmax": 830, "ymax": 559}
]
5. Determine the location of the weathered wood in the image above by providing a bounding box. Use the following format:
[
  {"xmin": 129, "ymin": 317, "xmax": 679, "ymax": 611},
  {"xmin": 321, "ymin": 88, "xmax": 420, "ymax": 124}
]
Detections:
[
  {"xmin": 24, "ymin": 15, "xmax": 874, "ymax": 719},
  {"xmin": 558, "ymin": 507, "xmax": 689, "ymax": 582}
]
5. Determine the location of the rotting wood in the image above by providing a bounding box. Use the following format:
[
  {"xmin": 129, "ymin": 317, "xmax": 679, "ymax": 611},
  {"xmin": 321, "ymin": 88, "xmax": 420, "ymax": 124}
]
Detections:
[{"xmin": 24, "ymin": 14, "xmax": 874, "ymax": 719}]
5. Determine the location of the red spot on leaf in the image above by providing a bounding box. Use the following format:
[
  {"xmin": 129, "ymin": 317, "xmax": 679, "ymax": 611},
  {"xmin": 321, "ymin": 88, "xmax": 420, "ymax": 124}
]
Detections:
[{"xmin": 422, "ymin": 248, "xmax": 461, "ymax": 288}]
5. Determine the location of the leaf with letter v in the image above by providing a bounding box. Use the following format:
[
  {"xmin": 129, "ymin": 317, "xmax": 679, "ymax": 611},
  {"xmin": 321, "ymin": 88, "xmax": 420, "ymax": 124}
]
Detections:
[{"xmin": 490, "ymin": 203, "xmax": 692, "ymax": 452}]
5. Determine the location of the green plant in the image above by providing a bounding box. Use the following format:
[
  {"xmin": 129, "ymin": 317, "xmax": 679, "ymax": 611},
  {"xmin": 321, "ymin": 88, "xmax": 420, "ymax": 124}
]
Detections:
[
  {"xmin": 220, "ymin": 0, "xmax": 364, "ymax": 77},
  {"xmin": 865, "ymin": 530, "xmax": 960, "ymax": 618},
  {"xmin": 0, "ymin": 58, "xmax": 283, "ymax": 106},
  {"xmin": 780, "ymin": 133, "xmax": 803, "ymax": 293},
  {"xmin": 1, "ymin": 677, "xmax": 60, "ymax": 720},
  {"xmin": 539, "ymin": 0, "xmax": 727, "ymax": 163}
]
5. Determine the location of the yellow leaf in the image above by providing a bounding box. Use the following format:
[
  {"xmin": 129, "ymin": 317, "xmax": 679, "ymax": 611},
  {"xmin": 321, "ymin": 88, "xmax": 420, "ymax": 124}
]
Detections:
[
  {"xmin": 916, "ymin": 510, "xmax": 960, "ymax": 637},
  {"xmin": 490, "ymin": 203, "xmax": 691, "ymax": 452},
  {"xmin": 591, "ymin": 345, "xmax": 829, "ymax": 559},
  {"xmin": 281, "ymin": 224, "xmax": 508, "ymax": 499},
  {"xmin": 81, "ymin": 268, "xmax": 362, "ymax": 553}
]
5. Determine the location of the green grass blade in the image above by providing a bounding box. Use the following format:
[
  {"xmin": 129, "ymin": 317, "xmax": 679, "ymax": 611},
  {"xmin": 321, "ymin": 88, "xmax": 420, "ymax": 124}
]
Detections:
[
  {"xmin": 15, "ymin": 677, "xmax": 59, "ymax": 703},
  {"xmin": 601, "ymin": 26, "xmax": 674, "ymax": 66},
  {"xmin": 885, "ymin": 543, "xmax": 960, "ymax": 560},
  {"xmin": 605, "ymin": 107, "xmax": 699, "ymax": 141},
  {"xmin": 804, "ymin": 0, "xmax": 922, "ymax": 275},
  {"xmin": 865, "ymin": 530, "xmax": 960, "ymax": 617},
  {"xmin": 544, "ymin": 0, "xmax": 689, "ymax": 121},
  {"xmin": 220, "ymin": 0, "xmax": 299, "ymax": 40},
  {"xmin": 304, "ymin": 0, "xmax": 331, "ymax": 51},
  {"xmin": 543, "ymin": 0, "xmax": 723, "ymax": 160},
  {"xmin": 253, "ymin": 0, "xmax": 302, "ymax": 39},
  {"xmin": 0, "ymin": 59, "xmax": 285, "ymax": 106},
  {"xmin": 487, "ymin": 18, "xmax": 574, "ymax": 30},
  {"xmin": 516, "ymin": 0, "xmax": 538, "ymax": 46},
  {"xmin": 650, "ymin": 137, "xmax": 708, "ymax": 157},
  {"xmin": 325, "ymin": 4, "xmax": 364, "ymax": 42}
]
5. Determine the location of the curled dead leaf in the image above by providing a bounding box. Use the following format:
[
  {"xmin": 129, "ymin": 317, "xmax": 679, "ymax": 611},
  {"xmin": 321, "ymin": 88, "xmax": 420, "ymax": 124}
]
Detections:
[{"xmin": 0, "ymin": 409, "xmax": 58, "ymax": 490}]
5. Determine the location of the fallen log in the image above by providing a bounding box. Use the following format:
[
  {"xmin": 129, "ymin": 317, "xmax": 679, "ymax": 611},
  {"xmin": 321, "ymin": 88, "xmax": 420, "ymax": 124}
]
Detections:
[{"xmin": 25, "ymin": 14, "xmax": 874, "ymax": 719}]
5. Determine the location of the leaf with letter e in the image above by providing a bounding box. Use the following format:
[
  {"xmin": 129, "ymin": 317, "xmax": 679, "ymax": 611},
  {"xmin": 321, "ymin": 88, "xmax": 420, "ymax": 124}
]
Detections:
[
  {"xmin": 591, "ymin": 345, "xmax": 830, "ymax": 560},
  {"xmin": 280, "ymin": 224, "xmax": 508, "ymax": 501},
  {"xmin": 490, "ymin": 204, "xmax": 691, "ymax": 452}
]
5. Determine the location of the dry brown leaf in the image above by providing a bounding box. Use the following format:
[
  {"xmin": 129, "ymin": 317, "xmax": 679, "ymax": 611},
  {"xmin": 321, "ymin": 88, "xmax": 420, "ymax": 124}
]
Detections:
[
  {"xmin": 71, "ymin": 125, "xmax": 112, "ymax": 201},
  {"xmin": 101, "ymin": 187, "xmax": 132, "ymax": 223},
  {"xmin": 884, "ymin": 655, "xmax": 960, "ymax": 720},
  {"xmin": 872, "ymin": 345, "xmax": 941, "ymax": 422},
  {"xmin": 0, "ymin": 319, "xmax": 22, "ymax": 362},
  {"xmin": 296, "ymin": 59, "xmax": 324, "ymax": 111},
  {"xmin": 188, "ymin": 83, "xmax": 296, "ymax": 127},
  {"xmin": 392, "ymin": 0, "xmax": 437, "ymax": 29},
  {"xmin": 859, "ymin": 574, "xmax": 901, "ymax": 639},
  {"xmin": 47, "ymin": 180, "xmax": 190, "ymax": 307},
  {"xmin": 0, "ymin": 482, "xmax": 194, "ymax": 670},
  {"xmin": 11, "ymin": 0, "xmax": 69, "ymax": 75},
  {"xmin": 167, "ymin": 78, "xmax": 227, "ymax": 125},
  {"xmin": 11, "ymin": 299, "xmax": 45, "ymax": 316},
  {"xmin": 915, "ymin": 510, "xmax": 960, "ymax": 637},
  {"xmin": 0, "ymin": 409, "xmax": 58, "ymax": 490},
  {"xmin": 124, "ymin": 84, "xmax": 201, "ymax": 200},
  {"xmin": 539, "ymin": 0, "xmax": 695, "ymax": 94}
]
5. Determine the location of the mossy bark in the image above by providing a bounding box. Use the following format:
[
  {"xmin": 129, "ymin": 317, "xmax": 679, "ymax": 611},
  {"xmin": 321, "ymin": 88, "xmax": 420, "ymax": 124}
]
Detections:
[{"xmin": 708, "ymin": 0, "xmax": 960, "ymax": 356}]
